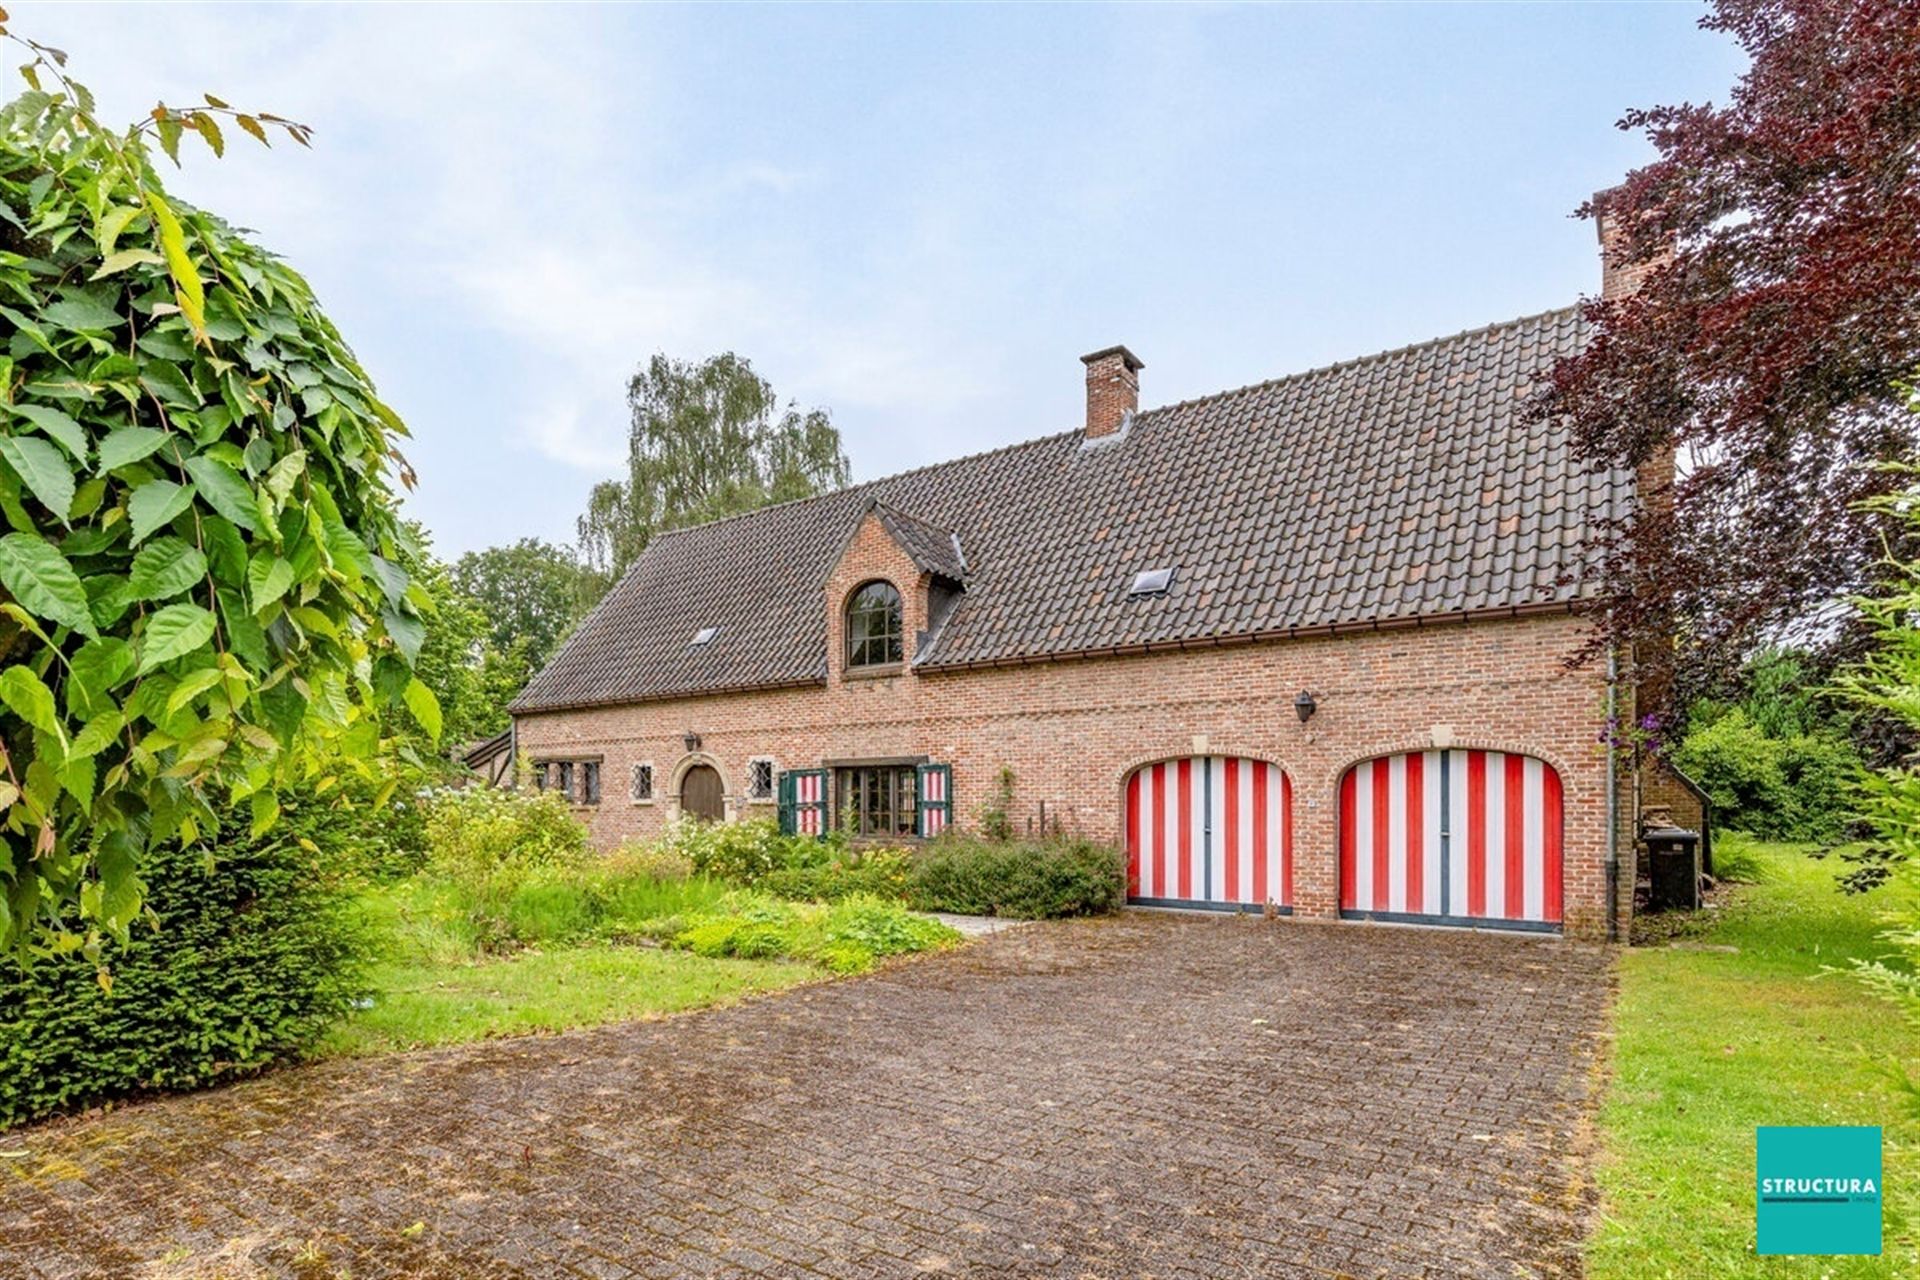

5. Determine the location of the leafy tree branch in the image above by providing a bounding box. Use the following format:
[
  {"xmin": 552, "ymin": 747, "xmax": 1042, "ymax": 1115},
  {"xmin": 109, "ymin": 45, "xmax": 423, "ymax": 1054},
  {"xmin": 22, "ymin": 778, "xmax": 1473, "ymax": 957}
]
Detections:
[{"xmin": 0, "ymin": 14, "xmax": 435, "ymax": 957}]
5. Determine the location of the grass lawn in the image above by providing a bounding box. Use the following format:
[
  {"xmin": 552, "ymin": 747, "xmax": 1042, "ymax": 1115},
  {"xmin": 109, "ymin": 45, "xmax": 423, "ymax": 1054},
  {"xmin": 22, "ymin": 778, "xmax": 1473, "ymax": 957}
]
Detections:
[
  {"xmin": 1590, "ymin": 836, "xmax": 1919, "ymax": 1278},
  {"xmin": 317, "ymin": 876, "xmax": 821, "ymax": 1058},
  {"xmin": 321, "ymin": 943, "xmax": 819, "ymax": 1058}
]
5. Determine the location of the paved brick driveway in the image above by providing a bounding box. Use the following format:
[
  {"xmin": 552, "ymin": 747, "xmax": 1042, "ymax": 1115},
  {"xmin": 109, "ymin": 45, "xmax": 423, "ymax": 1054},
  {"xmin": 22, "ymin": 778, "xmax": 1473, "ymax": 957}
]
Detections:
[{"xmin": 1, "ymin": 913, "xmax": 1611, "ymax": 1280}]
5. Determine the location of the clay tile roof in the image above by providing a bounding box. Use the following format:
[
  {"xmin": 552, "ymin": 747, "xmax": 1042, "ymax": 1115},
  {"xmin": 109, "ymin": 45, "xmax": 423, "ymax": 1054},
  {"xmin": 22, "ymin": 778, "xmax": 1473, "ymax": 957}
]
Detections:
[
  {"xmin": 871, "ymin": 502, "xmax": 967, "ymax": 580},
  {"xmin": 511, "ymin": 306, "xmax": 1626, "ymax": 713}
]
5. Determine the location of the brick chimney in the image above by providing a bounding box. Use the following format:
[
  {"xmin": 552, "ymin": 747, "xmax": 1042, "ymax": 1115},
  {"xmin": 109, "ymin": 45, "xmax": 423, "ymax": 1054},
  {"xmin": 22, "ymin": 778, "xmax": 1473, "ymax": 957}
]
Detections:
[
  {"xmin": 1596, "ymin": 187, "xmax": 1681, "ymax": 724},
  {"xmin": 1080, "ymin": 345, "xmax": 1144, "ymax": 440},
  {"xmin": 1594, "ymin": 186, "xmax": 1665, "ymax": 302},
  {"xmin": 1593, "ymin": 188, "xmax": 1677, "ymax": 519}
]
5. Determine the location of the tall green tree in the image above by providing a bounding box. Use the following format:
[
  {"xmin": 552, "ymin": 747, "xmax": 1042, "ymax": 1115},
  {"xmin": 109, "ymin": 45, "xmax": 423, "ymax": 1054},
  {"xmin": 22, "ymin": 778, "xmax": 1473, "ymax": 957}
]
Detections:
[
  {"xmin": 450, "ymin": 537, "xmax": 595, "ymax": 671},
  {"xmin": 0, "ymin": 28, "xmax": 432, "ymax": 953},
  {"xmin": 576, "ymin": 352, "xmax": 850, "ymax": 578},
  {"xmin": 406, "ymin": 529, "xmax": 529, "ymax": 749}
]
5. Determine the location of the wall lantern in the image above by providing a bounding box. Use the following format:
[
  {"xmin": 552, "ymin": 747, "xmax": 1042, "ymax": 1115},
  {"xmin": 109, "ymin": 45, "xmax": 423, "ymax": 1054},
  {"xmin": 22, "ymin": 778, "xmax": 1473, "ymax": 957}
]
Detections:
[
  {"xmin": 683, "ymin": 731, "xmax": 702, "ymax": 753},
  {"xmin": 1294, "ymin": 690, "xmax": 1318, "ymax": 724}
]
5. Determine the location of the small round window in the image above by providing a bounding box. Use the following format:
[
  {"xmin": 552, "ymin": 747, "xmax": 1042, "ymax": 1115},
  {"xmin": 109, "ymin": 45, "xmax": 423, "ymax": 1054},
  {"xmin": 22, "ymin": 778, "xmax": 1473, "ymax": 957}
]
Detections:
[{"xmin": 845, "ymin": 581, "xmax": 903, "ymax": 668}]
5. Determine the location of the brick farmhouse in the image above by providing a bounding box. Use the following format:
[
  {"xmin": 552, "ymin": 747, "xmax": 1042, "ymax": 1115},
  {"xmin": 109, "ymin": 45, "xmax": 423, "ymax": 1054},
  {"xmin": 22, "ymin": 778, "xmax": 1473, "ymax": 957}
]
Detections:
[{"xmin": 504, "ymin": 210, "xmax": 1691, "ymax": 941}]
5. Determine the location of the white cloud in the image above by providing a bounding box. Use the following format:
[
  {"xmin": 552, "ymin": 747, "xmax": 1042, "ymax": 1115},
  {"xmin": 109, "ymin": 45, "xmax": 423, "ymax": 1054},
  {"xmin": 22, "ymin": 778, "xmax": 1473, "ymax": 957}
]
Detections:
[{"xmin": 16, "ymin": 2, "xmax": 1718, "ymax": 555}]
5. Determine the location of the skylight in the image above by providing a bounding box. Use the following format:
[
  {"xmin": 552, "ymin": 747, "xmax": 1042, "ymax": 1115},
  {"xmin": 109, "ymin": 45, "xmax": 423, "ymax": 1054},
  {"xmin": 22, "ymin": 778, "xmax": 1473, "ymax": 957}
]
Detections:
[
  {"xmin": 1128, "ymin": 567, "xmax": 1175, "ymax": 597},
  {"xmin": 690, "ymin": 626, "xmax": 719, "ymax": 647}
]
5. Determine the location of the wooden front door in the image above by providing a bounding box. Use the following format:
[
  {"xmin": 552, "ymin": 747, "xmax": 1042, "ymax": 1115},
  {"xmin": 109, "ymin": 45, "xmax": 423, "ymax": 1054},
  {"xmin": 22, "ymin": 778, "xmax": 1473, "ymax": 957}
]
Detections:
[{"xmin": 680, "ymin": 764, "xmax": 725, "ymax": 822}]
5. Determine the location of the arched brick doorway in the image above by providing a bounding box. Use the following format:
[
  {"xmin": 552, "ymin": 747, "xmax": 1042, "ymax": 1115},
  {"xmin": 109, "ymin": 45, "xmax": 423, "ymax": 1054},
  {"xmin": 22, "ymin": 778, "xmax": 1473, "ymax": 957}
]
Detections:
[
  {"xmin": 680, "ymin": 764, "xmax": 725, "ymax": 822},
  {"xmin": 1123, "ymin": 756, "xmax": 1292, "ymax": 913},
  {"xmin": 1337, "ymin": 748, "xmax": 1563, "ymax": 931}
]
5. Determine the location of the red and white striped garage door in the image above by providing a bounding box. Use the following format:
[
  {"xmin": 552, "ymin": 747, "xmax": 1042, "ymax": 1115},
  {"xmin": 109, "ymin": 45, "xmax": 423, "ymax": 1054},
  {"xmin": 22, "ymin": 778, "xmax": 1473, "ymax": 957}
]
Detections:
[
  {"xmin": 1125, "ymin": 757, "xmax": 1292, "ymax": 912},
  {"xmin": 1338, "ymin": 749, "xmax": 1563, "ymax": 931}
]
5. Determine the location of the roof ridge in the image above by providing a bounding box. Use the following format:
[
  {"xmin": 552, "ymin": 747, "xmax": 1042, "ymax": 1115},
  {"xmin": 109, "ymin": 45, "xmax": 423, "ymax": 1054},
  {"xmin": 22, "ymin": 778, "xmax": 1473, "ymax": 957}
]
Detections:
[
  {"xmin": 1138, "ymin": 304, "xmax": 1582, "ymax": 421},
  {"xmin": 651, "ymin": 304, "xmax": 1581, "ymax": 546}
]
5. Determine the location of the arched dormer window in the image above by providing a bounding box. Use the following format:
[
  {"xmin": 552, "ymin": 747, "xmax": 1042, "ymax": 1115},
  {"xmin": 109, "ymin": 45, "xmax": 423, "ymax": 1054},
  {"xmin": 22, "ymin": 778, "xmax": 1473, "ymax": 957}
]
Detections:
[{"xmin": 845, "ymin": 580, "xmax": 904, "ymax": 669}]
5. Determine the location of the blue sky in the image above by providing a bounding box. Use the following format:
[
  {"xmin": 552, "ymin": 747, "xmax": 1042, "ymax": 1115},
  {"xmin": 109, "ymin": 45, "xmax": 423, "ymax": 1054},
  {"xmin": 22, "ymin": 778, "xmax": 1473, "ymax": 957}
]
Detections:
[{"xmin": 38, "ymin": 4, "xmax": 1745, "ymax": 557}]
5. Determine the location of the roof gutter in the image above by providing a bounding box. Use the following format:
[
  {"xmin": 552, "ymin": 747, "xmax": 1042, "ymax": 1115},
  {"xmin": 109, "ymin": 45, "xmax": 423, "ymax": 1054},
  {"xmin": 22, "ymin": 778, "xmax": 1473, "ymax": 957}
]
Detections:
[{"xmin": 509, "ymin": 676, "xmax": 827, "ymax": 718}]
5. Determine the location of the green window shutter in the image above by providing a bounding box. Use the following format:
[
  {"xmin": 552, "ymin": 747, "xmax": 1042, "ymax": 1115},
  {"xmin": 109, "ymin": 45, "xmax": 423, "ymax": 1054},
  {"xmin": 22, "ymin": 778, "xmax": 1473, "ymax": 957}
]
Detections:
[
  {"xmin": 776, "ymin": 769, "xmax": 796, "ymax": 836},
  {"xmin": 916, "ymin": 763, "xmax": 953, "ymax": 838},
  {"xmin": 778, "ymin": 768, "xmax": 829, "ymax": 839}
]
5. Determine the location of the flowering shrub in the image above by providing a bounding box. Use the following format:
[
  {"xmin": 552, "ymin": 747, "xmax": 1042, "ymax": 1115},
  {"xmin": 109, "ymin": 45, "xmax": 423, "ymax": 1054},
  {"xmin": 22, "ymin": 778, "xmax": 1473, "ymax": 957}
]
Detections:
[
  {"xmin": 607, "ymin": 837, "xmax": 694, "ymax": 882},
  {"xmin": 667, "ymin": 817, "xmax": 837, "ymax": 884},
  {"xmin": 420, "ymin": 787, "xmax": 588, "ymax": 949},
  {"xmin": 424, "ymin": 786, "xmax": 587, "ymax": 878}
]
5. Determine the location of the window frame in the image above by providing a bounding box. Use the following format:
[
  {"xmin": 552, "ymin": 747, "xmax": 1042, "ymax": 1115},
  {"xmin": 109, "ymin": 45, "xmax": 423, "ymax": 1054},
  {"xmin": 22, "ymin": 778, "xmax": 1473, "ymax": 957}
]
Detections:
[
  {"xmin": 833, "ymin": 764, "xmax": 919, "ymax": 839},
  {"xmin": 746, "ymin": 756, "xmax": 777, "ymax": 804},
  {"xmin": 532, "ymin": 755, "xmax": 603, "ymax": 806},
  {"xmin": 844, "ymin": 580, "xmax": 904, "ymax": 670},
  {"xmin": 1128, "ymin": 566, "xmax": 1176, "ymax": 597}
]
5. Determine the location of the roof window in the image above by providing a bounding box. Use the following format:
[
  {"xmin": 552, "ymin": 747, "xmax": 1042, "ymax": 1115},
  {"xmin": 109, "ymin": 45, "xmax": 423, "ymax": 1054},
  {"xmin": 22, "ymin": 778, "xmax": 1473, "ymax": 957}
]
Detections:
[
  {"xmin": 690, "ymin": 626, "xmax": 719, "ymax": 647},
  {"xmin": 1128, "ymin": 567, "xmax": 1175, "ymax": 597}
]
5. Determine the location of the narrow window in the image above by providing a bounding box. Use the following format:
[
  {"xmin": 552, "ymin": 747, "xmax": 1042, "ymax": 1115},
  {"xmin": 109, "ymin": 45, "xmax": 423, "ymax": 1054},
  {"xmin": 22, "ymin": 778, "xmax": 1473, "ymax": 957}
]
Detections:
[
  {"xmin": 556, "ymin": 761, "xmax": 575, "ymax": 801},
  {"xmin": 581, "ymin": 762, "xmax": 601, "ymax": 805},
  {"xmin": 631, "ymin": 762, "xmax": 655, "ymax": 803},
  {"xmin": 845, "ymin": 581, "xmax": 904, "ymax": 668},
  {"xmin": 747, "ymin": 758, "xmax": 776, "ymax": 802}
]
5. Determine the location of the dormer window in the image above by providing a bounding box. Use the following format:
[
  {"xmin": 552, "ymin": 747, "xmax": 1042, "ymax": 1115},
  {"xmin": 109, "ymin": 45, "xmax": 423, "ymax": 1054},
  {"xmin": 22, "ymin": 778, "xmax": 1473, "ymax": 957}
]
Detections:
[
  {"xmin": 690, "ymin": 626, "xmax": 719, "ymax": 648},
  {"xmin": 845, "ymin": 580, "xmax": 903, "ymax": 668},
  {"xmin": 1129, "ymin": 567, "xmax": 1175, "ymax": 597}
]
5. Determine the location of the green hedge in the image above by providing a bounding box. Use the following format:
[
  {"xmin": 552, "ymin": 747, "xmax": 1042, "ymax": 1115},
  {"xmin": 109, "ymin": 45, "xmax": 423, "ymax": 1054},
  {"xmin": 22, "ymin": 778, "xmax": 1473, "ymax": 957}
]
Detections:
[
  {"xmin": 756, "ymin": 850, "xmax": 911, "ymax": 903},
  {"xmin": 657, "ymin": 818, "xmax": 1128, "ymax": 921},
  {"xmin": 0, "ymin": 805, "xmax": 370, "ymax": 1130},
  {"xmin": 908, "ymin": 838, "xmax": 1125, "ymax": 919}
]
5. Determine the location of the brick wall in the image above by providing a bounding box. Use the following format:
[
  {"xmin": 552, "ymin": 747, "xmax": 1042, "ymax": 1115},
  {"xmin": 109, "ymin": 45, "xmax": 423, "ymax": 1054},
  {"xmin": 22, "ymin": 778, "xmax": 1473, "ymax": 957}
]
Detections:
[
  {"xmin": 517, "ymin": 518, "xmax": 1629, "ymax": 938},
  {"xmin": 1640, "ymin": 758, "xmax": 1706, "ymax": 833}
]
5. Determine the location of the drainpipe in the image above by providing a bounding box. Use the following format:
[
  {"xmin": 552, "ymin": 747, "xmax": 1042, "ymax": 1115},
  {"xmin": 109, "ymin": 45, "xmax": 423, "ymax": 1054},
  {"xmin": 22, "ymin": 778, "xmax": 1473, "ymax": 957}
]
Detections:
[{"xmin": 1605, "ymin": 650, "xmax": 1620, "ymax": 942}]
